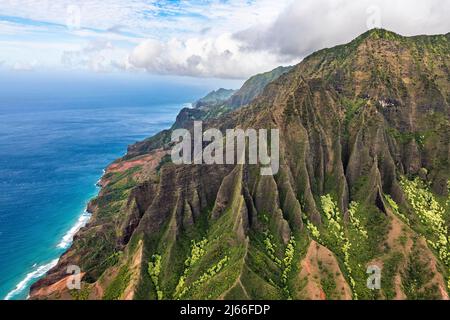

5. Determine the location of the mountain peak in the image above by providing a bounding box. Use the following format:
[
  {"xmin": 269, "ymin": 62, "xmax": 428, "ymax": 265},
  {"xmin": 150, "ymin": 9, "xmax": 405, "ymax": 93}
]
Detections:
[
  {"xmin": 304, "ymin": 28, "xmax": 404, "ymax": 63},
  {"xmin": 357, "ymin": 28, "xmax": 403, "ymax": 41}
]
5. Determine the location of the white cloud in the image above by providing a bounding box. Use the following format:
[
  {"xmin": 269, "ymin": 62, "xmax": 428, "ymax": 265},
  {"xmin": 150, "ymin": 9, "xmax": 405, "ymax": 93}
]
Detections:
[
  {"xmin": 127, "ymin": 0, "xmax": 450, "ymax": 78},
  {"xmin": 1, "ymin": 0, "xmax": 449, "ymax": 77},
  {"xmin": 0, "ymin": 0, "xmax": 289, "ymax": 38},
  {"xmin": 61, "ymin": 39, "xmax": 129, "ymax": 72},
  {"xmin": 128, "ymin": 34, "xmax": 295, "ymax": 79},
  {"xmin": 12, "ymin": 61, "xmax": 36, "ymax": 71},
  {"xmin": 0, "ymin": 39, "xmax": 81, "ymax": 70},
  {"xmin": 234, "ymin": 0, "xmax": 450, "ymax": 59},
  {"xmin": 0, "ymin": 0, "xmax": 290, "ymax": 75}
]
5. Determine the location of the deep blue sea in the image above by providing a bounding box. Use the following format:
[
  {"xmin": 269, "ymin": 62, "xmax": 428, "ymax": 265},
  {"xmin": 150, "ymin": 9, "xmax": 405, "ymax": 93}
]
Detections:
[{"xmin": 0, "ymin": 71, "xmax": 241, "ymax": 300}]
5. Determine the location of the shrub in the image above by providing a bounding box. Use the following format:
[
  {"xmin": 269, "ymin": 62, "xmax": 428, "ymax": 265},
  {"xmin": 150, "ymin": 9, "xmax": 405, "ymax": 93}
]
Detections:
[{"xmin": 148, "ymin": 254, "xmax": 163, "ymax": 300}]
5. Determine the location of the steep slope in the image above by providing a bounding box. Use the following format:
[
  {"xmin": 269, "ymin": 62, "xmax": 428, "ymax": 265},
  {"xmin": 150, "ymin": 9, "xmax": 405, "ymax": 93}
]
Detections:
[
  {"xmin": 194, "ymin": 88, "xmax": 236, "ymax": 109},
  {"xmin": 30, "ymin": 29, "xmax": 450, "ymax": 300},
  {"xmin": 126, "ymin": 65, "xmax": 291, "ymax": 158},
  {"xmin": 228, "ymin": 66, "xmax": 293, "ymax": 108}
]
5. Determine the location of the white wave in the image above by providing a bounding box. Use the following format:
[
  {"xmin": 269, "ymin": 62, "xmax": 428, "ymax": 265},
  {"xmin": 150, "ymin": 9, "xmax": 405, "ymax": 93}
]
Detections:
[
  {"xmin": 4, "ymin": 199, "xmax": 94, "ymax": 300},
  {"xmin": 4, "ymin": 258, "xmax": 59, "ymax": 300},
  {"xmin": 95, "ymin": 169, "xmax": 106, "ymax": 186},
  {"xmin": 56, "ymin": 211, "xmax": 92, "ymax": 249}
]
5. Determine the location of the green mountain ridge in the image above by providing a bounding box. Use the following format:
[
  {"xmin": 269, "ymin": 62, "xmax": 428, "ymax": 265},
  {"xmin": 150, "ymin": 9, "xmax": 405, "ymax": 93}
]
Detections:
[
  {"xmin": 124, "ymin": 65, "xmax": 292, "ymax": 157},
  {"xmin": 30, "ymin": 29, "xmax": 450, "ymax": 300},
  {"xmin": 194, "ymin": 88, "xmax": 236, "ymax": 109}
]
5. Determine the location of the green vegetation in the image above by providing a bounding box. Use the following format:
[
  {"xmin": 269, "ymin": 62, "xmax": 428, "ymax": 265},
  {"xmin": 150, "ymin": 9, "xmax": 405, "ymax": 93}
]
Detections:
[
  {"xmin": 306, "ymin": 221, "xmax": 321, "ymax": 239},
  {"xmin": 347, "ymin": 201, "xmax": 368, "ymax": 239},
  {"xmin": 400, "ymin": 177, "xmax": 450, "ymax": 289},
  {"xmin": 320, "ymin": 195, "xmax": 357, "ymax": 296},
  {"xmin": 103, "ymin": 266, "xmax": 131, "ymax": 300},
  {"xmin": 96, "ymin": 167, "xmax": 140, "ymax": 219},
  {"xmin": 303, "ymin": 194, "xmax": 390, "ymax": 299},
  {"xmin": 318, "ymin": 262, "xmax": 338, "ymax": 300},
  {"xmin": 148, "ymin": 254, "xmax": 163, "ymax": 300},
  {"xmin": 156, "ymin": 154, "xmax": 172, "ymax": 172},
  {"xmin": 281, "ymin": 237, "xmax": 296, "ymax": 297},
  {"xmin": 385, "ymin": 194, "xmax": 410, "ymax": 223},
  {"xmin": 263, "ymin": 232, "xmax": 282, "ymax": 267},
  {"xmin": 402, "ymin": 243, "xmax": 441, "ymax": 299},
  {"xmin": 190, "ymin": 256, "xmax": 230, "ymax": 289},
  {"xmin": 381, "ymin": 252, "xmax": 404, "ymax": 299},
  {"xmin": 387, "ymin": 128, "xmax": 426, "ymax": 147},
  {"xmin": 69, "ymin": 285, "xmax": 91, "ymax": 300},
  {"xmin": 174, "ymin": 238, "xmax": 208, "ymax": 299},
  {"xmin": 342, "ymin": 97, "xmax": 366, "ymax": 135},
  {"xmin": 229, "ymin": 66, "xmax": 293, "ymax": 108},
  {"xmin": 194, "ymin": 88, "xmax": 236, "ymax": 108}
]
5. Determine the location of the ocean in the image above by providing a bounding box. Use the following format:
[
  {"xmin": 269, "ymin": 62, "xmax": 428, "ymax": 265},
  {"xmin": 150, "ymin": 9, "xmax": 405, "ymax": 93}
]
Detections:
[{"xmin": 0, "ymin": 71, "xmax": 241, "ymax": 300}]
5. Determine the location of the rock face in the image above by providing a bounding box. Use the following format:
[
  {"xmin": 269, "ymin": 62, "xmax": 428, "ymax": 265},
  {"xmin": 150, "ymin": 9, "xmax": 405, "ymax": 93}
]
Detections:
[{"xmin": 30, "ymin": 29, "xmax": 450, "ymax": 300}]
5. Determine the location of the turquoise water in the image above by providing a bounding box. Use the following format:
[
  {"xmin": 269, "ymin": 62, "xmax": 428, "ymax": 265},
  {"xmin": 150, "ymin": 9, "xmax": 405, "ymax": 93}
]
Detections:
[{"xmin": 0, "ymin": 72, "xmax": 240, "ymax": 299}]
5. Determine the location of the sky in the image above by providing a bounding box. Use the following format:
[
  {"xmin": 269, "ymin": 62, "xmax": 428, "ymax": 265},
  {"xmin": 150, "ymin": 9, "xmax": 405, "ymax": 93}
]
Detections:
[{"xmin": 0, "ymin": 0, "xmax": 449, "ymax": 79}]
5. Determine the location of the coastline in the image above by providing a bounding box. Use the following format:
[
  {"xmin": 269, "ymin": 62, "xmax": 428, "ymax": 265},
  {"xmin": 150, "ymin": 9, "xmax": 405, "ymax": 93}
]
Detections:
[
  {"xmin": 4, "ymin": 258, "xmax": 60, "ymax": 300},
  {"xmin": 3, "ymin": 101, "xmax": 189, "ymax": 300},
  {"xmin": 0, "ymin": 69, "xmax": 214, "ymax": 300},
  {"xmin": 4, "ymin": 137, "xmax": 142, "ymax": 300},
  {"xmin": 3, "ymin": 192, "xmax": 99, "ymax": 300}
]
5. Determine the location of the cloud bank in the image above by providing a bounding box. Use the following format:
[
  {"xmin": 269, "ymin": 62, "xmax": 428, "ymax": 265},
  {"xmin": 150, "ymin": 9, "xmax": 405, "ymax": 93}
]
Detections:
[
  {"xmin": 234, "ymin": 0, "xmax": 450, "ymax": 60},
  {"xmin": 1, "ymin": 0, "xmax": 449, "ymax": 78},
  {"xmin": 127, "ymin": 0, "xmax": 450, "ymax": 78},
  {"xmin": 128, "ymin": 34, "xmax": 292, "ymax": 79}
]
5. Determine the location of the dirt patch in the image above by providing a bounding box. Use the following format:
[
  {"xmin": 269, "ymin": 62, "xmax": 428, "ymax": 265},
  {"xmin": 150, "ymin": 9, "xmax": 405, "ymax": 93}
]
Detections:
[
  {"xmin": 371, "ymin": 210, "xmax": 449, "ymax": 300},
  {"xmin": 386, "ymin": 214, "xmax": 413, "ymax": 252},
  {"xmin": 295, "ymin": 240, "xmax": 352, "ymax": 300},
  {"xmin": 31, "ymin": 272, "xmax": 86, "ymax": 300},
  {"xmin": 91, "ymin": 282, "xmax": 104, "ymax": 299},
  {"xmin": 101, "ymin": 149, "xmax": 168, "ymax": 186},
  {"xmin": 108, "ymin": 150, "xmax": 167, "ymax": 174},
  {"xmin": 122, "ymin": 240, "xmax": 144, "ymax": 300},
  {"xmin": 415, "ymin": 238, "xmax": 449, "ymax": 300}
]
